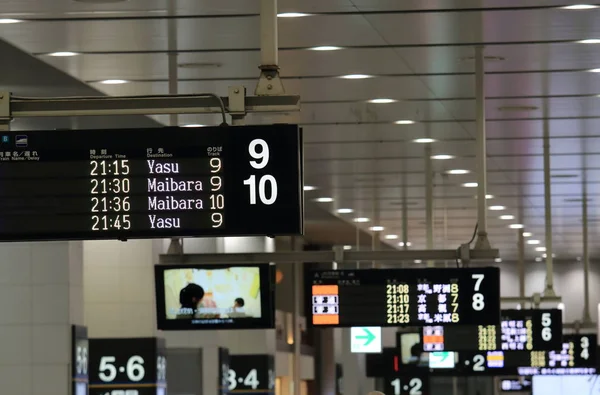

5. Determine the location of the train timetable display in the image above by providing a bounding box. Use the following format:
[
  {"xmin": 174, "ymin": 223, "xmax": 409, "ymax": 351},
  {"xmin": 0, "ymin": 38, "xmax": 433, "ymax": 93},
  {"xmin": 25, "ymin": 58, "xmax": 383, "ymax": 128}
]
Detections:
[
  {"xmin": 306, "ymin": 267, "xmax": 501, "ymax": 327},
  {"xmin": 0, "ymin": 125, "xmax": 302, "ymax": 241},
  {"xmin": 500, "ymin": 309, "xmax": 563, "ymax": 351},
  {"xmin": 423, "ymin": 325, "xmax": 501, "ymax": 351}
]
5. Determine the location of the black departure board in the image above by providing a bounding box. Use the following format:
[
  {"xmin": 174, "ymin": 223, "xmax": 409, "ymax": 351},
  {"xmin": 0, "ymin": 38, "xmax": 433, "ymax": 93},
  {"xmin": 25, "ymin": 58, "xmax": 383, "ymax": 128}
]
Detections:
[
  {"xmin": 306, "ymin": 267, "xmax": 500, "ymax": 327},
  {"xmin": 422, "ymin": 325, "xmax": 501, "ymax": 351},
  {"xmin": 500, "ymin": 309, "xmax": 563, "ymax": 351},
  {"xmin": 0, "ymin": 125, "xmax": 302, "ymax": 241}
]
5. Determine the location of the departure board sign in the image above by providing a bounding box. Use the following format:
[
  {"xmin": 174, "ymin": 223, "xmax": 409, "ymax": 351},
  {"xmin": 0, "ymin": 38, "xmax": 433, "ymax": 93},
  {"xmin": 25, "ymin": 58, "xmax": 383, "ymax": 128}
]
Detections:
[
  {"xmin": 422, "ymin": 325, "xmax": 501, "ymax": 351},
  {"xmin": 306, "ymin": 267, "xmax": 500, "ymax": 327},
  {"xmin": 500, "ymin": 309, "xmax": 563, "ymax": 351},
  {"xmin": 0, "ymin": 125, "xmax": 302, "ymax": 241}
]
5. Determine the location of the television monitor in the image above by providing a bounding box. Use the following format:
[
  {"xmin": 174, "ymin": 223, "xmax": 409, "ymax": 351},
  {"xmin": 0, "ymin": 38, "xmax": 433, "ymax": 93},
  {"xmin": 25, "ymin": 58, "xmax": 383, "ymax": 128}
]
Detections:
[{"xmin": 154, "ymin": 263, "xmax": 275, "ymax": 330}]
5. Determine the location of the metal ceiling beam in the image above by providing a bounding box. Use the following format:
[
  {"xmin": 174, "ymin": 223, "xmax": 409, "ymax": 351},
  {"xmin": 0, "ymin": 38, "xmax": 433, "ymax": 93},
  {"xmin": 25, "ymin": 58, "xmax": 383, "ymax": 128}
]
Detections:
[
  {"xmin": 158, "ymin": 248, "xmax": 499, "ymax": 264},
  {"xmin": 4, "ymin": 93, "xmax": 300, "ymax": 118}
]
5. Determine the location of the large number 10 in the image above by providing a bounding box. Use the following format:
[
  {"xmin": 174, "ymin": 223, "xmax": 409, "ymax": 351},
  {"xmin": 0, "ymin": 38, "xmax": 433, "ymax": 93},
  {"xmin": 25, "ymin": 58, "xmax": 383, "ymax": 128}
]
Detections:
[{"xmin": 244, "ymin": 139, "xmax": 278, "ymax": 205}]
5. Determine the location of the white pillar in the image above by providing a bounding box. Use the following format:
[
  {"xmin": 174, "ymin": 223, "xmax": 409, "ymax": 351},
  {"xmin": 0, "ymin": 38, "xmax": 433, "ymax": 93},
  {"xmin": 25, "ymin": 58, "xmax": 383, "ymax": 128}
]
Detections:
[
  {"xmin": 0, "ymin": 241, "xmax": 83, "ymax": 394},
  {"xmin": 83, "ymin": 239, "xmax": 158, "ymax": 337}
]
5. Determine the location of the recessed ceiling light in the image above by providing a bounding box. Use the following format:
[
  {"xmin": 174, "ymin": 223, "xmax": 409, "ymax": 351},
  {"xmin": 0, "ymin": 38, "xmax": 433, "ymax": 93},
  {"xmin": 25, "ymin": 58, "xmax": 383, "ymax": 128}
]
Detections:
[
  {"xmin": 303, "ymin": 185, "xmax": 317, "ymax": 191},
  {"xmin": 337, "ymin": 208, "xmax": 354, "ymax": 214},
  {"xmin": 495, "ymin": 258, "xmax": 502, "ymax": 263},
  {"xmin": 339, "ymin": 74, "xmax": 373, "ymax": 79},
  {"xmin": 447, "ymin": 169, "xmax": 470, "ymax": 175},
  {"xmin": 178, "ymin": 62, "xmax": 223, "ymax": 69},
  {"xmin": 277, "ymin": 12, "xmax": 310, "ymax": 17},
  {"xmin": 500, "ymin": 215, "xmax": 515, "ymax": 220},
  {"xmin": 343, "ymin": 245, "xmax": 352, "ymax": 250},
  {"xmin": 99, "ymin": 79, "xmax": 129, "ymax": 85},
  {"xmin": 182, "ymin": 124, "xmax": 207, "ymax": 128},
  {"xmin": 315, "ymin": 197, "xmax": 334, "ymax": 203},
  {"xmin": 527, "ymin": 239, "xmax": 540, "ymax": 245},
  {"xmin": 489, "ymin": 205, "xmax": 506, "ymax": 211},
  {"xmin": 395, "ymin": 120, "xmax": 416, "ymax": 125},
  {"xmin": 385, "ymin": 234, "xmax": 399, "ymax": 240},
  {"xmin": 369, "ymin": 226, "xmax": 385, "ymax": 232},
  {"xmin": 497, "ymin": 105, "xmax": 539, "ymax": 112},
  {"xmin": 414, "ymin": 259, "xmax": 422, "ymax": 264},
  {"xmin": 368, "ymin": 98, "xmax": 396, "ymax": 104},
  {"xmin": 431, "ymin": 154, "xmax": 454, "ymax": 160},
  {"xmin": 535, "ymin": 247, "xmax": 546, "ymax": 252},
  {"xmin": 47, "ymin": 51, "xmax": 79, "ymax": 57},
  {"xmin": 463, "ymin": 182, "xmax": 478, "ymax": 188},
  {"xmin": 398, "ymin": 241, "xmax": 412, "ymax": 247},
  {"xmin": 562, "ymin": 4, "xmax": 599, "ymax": 9},
  {"xmin": 523, "ymin": 232, "xmax": 532, "ymax": 237},
  {"xmin": 310, "ymin": 46, "xmax": 343, "ymax": 51},
  {"xmin": 509, "ymin": 224, "xmax": 525, "ymax": 229},
  {"xmin": 413, "ymin": 138, "xmax": 436, "ymax": 143},
  {"xmin": 354, "ymin": 217, "xmax": 370, "ymax": 223},
  {"xmin": 0, "ymin": 18, "xmax": 22, "ymax": 23},
  {"xmin": 578, "ymin": 39, "xmax": 600, "ymax": 44}
]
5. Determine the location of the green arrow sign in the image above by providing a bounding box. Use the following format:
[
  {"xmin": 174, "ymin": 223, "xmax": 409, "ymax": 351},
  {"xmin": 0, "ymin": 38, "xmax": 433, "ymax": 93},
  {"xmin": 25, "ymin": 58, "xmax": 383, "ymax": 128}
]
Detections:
[{"xmin": 355, "ymin": 327, "xmax": 376, "ymax": 346}]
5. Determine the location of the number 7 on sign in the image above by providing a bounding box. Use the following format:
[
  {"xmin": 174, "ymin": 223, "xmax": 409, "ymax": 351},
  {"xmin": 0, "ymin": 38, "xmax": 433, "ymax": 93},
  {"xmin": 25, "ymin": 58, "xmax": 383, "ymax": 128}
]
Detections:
[{"xmin": 471, "ymin": 274, "xmax": 485, "ymax": 311}]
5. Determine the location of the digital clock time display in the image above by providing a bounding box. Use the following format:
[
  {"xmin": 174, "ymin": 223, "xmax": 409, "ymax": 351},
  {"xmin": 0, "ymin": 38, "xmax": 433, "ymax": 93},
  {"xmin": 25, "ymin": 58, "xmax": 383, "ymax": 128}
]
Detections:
[
  {"xmin": 0, "ymin": 125, "xmax": 302, "ymax": 241},
  {"xmin": 306, "ymin": 267, "xmax": 501, "ymax": 327}
]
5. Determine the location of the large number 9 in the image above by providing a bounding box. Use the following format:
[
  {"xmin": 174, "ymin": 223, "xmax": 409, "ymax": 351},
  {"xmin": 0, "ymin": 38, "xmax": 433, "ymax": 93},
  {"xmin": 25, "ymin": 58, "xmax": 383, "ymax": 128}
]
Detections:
[{"xmin": 249, "ymin": 139, "xmax": 270, "ymax": 169}]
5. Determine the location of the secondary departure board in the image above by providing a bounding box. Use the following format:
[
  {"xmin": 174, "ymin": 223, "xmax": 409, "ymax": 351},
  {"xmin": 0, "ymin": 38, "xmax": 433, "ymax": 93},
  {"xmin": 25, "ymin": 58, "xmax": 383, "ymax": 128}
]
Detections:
[
  {"xmin": 423, "ymin": 324, "xmax": 501, "ymax": 351},
  {"xmin": 500, "ymin": 309, "xmax": 563, "ymax": 351},
  {"xmin": 0, "ymin": 125, "xmax": 303, "ymax": 241},
  {"xmin": 306, "ymin": 267, "xmax": 500, "ymax": 327}
]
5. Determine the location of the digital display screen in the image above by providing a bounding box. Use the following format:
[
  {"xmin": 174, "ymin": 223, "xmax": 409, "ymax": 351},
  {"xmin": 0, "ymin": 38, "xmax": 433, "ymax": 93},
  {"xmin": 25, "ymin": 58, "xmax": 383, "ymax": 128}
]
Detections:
[
  {"xmin": 501, "ymin": 309, "xmax": 563, "ymax": 351},
  {"xmin": 154, "ymin": 264, "xmax": 275, "ymax": 330},
  {"xmin": 422, "ymin": 325, "xmax": 500, "ymax": 351},
  {"xmin": 500, "ymin": 378, "xmax": 532, "ymax": 392},
  {"xmin": 306, "ymin": 267, "xmax": 500, "ymax": 327},
  {"xmin": 532, "ymin": 376, "xmax": 600, "ymax": 395},
  {"xmin": 0, "ymin": 125, "xmax": 302, "ymax": 241}
]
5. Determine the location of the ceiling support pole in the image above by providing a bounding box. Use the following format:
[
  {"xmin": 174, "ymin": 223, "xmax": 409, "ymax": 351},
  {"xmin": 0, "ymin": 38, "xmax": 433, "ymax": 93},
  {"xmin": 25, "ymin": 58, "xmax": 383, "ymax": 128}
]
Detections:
[
  {"xmin": 582, "ymin": 182, "xmax": 592, "ymax": 323},
  {"xmin": 542, "ymin": 107, "xmax": 555, "ymax": 296},
  {"xmin": 518, "ymin": 229, "xmax": 525, "ymax": 299},
  {"xmin": 255, "ymin": 0, "xmax": 285, "ymax": 96},
  {"xmin": 474, "ymin": 46, "xmax": 491, "ymax": 250},
  {"xmin": 291, "ymin": 236, "xmax": 302, "ymax": 395},
  {"xmin": 425, "ymin": 144, "xmax": 434, "ymax": 267},
  {"xmin": 166, "ymin": 0, "xmax": 183, "ymax": 255}
]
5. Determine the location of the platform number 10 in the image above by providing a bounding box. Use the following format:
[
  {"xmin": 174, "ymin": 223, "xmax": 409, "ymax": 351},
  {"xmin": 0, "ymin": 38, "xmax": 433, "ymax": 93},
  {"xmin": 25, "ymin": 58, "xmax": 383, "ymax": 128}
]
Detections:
[{"xmin": 244, "ymin": 139, "xmax": 278, "ymax": 205}]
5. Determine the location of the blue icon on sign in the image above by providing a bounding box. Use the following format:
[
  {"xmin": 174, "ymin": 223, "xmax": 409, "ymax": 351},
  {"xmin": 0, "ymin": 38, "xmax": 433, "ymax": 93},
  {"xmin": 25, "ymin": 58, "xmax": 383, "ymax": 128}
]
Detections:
[
  {"xmin": 1, "ymin": 136, "xmax": 8, "ymax": 143},
  {"xmin": 15, "ymin": 135, "xmax": 27, "ymax": 147}
]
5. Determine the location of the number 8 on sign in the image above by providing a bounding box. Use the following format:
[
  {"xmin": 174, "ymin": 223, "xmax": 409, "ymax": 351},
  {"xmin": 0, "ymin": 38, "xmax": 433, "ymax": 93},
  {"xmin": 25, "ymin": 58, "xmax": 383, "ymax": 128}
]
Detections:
[{"xmin": 471, "ymin": 274, "xmax": 485, "ymax": 311}]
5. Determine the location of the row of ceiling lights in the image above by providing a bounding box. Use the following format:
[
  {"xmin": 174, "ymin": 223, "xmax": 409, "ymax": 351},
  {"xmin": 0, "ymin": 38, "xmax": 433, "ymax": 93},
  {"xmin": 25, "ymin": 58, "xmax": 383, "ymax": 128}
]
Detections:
[{"xmin": 0, "ymin": 4, "xmax": 592, "ymax": 25}]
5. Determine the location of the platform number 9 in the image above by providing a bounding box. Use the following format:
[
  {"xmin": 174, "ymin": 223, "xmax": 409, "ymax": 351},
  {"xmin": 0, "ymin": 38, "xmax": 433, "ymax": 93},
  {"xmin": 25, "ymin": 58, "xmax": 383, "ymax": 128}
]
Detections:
[
  {"xmin": 244, "ymin": 139, "xmax": 278, "ymax": 205},
  {"xmin": 541, "ymin": 312, "xmax": 552, "ymax": 341},
  {"xmin": 471, "ymin": 274, "xmax": 485, "ymax": 311}
]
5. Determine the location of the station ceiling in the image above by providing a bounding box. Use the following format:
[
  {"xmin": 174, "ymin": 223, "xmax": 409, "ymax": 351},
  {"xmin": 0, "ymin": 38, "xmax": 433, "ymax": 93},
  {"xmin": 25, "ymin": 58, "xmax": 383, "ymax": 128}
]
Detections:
[{"xmin": 0, "ymin": 0, "xmax": 597, "ymax": 260}]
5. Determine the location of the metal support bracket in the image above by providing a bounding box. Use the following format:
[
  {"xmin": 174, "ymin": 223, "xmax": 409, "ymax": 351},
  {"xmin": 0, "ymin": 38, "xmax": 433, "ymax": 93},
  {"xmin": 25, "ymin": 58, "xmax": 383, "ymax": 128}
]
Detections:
[
  {"xmin": 458, "ymin": 243, "xmax": 471, "ymax": 265},
  {"xmin": 159, "ymin": 248, "xmax": 500, "ymax": 264},
  {"xmin": 0, "ymin": 92, "xmax": 10, "ymax": 124},
  {"xmin": 5, "ymin": 91, "xmax": 300, "ymax": 118},
  {"xmin": 255, "ymin": 66, "xmax": 286, "ymax": 96},
  {"xmin": 228, "ymin": 86, "xmax": 247, "ymax": 117}
]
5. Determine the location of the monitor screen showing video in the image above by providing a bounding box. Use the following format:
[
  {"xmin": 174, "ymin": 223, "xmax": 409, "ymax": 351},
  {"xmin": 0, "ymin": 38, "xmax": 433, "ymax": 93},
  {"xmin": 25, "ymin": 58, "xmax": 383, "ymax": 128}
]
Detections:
[{"xmin": 154, "ymin": 263, "xmax": 275, "ymax": 330}]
